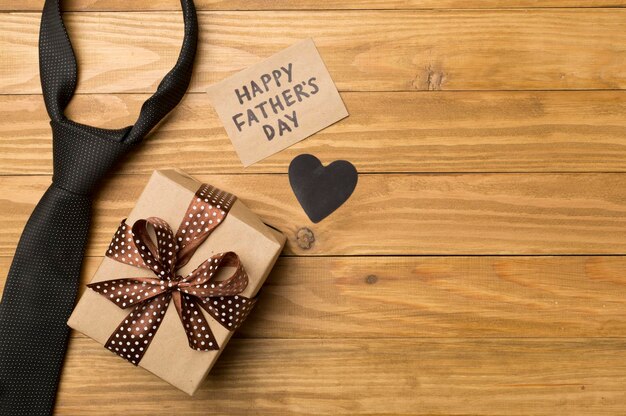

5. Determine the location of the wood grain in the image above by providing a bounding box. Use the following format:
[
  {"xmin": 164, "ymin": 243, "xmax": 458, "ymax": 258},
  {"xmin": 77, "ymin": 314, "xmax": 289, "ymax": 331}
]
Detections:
[
  {"xmin": 56, "ymin": 337, "xmax": 626, "ymax": 415},
  {"xmin": 4, "ymin": 256, "xmax": 626, "ymax": 338},
  {"xmin": 2, "ymin": 2, "xmax": 626, "ymax": 414},
  {"xmin": 3, "ymin": 0, "xmax": 626, "ymax": 11},
  {"xmin": 2, "ymin": 173, "xmax": 626, "ymax": 257},
  {"xmin": 1, "ymin": 91, "xmax": 625, "ymax": 175},
  {"xmin": 1, "ymin": 10, "xmax": 625, "ymax": 94}
]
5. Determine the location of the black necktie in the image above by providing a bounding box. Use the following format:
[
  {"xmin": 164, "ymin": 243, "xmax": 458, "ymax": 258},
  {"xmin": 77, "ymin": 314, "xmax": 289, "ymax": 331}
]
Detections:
[{"xmin": 0, "ymin": 1, "xmax": 198, "ymax": 414}]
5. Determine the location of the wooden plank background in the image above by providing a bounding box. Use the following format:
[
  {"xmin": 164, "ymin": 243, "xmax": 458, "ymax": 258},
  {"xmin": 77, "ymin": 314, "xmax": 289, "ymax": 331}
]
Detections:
[
  {"xmin": 2, "ymin": 10, "xmax": 626, "ymax": 93},
  {"xmin": 2, "ymin": 0, "xmax": 626, "ymax": 11},
  {"xmin": 0, "ymin": 1, "xmax": 625, "ymax": 415}
]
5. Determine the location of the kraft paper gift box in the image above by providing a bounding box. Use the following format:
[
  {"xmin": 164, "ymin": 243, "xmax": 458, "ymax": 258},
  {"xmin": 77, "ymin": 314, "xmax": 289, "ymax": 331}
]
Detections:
[{"xmin": 68, "ymin": 169, "xmax": 286, "ymax": 395}]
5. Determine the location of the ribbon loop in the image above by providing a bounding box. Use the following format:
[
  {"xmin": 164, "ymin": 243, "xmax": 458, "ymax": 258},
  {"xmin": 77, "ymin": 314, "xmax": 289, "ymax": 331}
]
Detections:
[
  {"xmin": 178, "ymin": 252, "xmax": 249, "ymax": 297},
  {"xmin": 88, "ymin": 183, "xmax": 255, "ymax": 365},
  {"xmin": 132, "ymin": 217, "xmax": 177, "ymax": 279},
  {"xmin": 89, "ymin": 277, "xmax": 170, "ymax": 310}
]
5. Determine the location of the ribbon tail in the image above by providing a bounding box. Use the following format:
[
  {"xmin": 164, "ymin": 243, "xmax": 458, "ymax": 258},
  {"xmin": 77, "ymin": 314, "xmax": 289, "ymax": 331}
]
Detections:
[
  {"xmin": 104, "ymin": 293, "xmax": 172, "ymax": 365},
  {"xmin": 173, "ymin": 291, "xmax": 220, "ymax": 351}
]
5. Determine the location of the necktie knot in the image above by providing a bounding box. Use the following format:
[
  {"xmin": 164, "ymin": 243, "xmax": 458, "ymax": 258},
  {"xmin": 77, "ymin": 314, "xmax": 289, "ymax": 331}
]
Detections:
[
  {"xmin": 40, "ymin": 0, "xmax": 198, "ymax": 196},
  {"xmin": 51, "ymin": 120, "xmax": 136, "ymax": 195}
]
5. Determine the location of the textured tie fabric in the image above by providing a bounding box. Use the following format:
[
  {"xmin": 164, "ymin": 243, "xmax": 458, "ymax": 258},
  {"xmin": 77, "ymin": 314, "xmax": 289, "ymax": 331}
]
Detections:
[{"xmin": 0, "ymin": 1, "xmax": 198, "ymax": 414}]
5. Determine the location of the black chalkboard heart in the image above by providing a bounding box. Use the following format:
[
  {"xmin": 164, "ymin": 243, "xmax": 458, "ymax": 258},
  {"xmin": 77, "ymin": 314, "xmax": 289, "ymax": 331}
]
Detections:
[{"xmin": 289, "ymin": 154, "xmax": 358, "ymax": 223}]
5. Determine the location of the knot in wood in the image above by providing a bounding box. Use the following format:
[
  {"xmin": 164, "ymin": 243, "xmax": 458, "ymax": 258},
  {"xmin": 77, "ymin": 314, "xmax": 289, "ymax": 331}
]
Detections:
[
  {"xmin": 365, "ymin": 275, "xmax": 378, "ymax": 285},
  {"xmin": 296, "ymin": 227, "xmax": 315, "ymax": 250}
]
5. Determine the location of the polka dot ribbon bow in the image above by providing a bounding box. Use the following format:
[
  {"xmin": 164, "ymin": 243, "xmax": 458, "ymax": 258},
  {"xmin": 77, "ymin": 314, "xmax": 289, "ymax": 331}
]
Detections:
[{"xmin": 88, "ymin": 184, "xmax": 256, "ymax": 365}]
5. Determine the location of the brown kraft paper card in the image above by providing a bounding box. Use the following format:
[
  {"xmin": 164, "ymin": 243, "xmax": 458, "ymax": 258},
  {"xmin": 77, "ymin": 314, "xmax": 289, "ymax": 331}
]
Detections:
[
  {"xmin": 206, "ymin": 38, "xmax": 349, "ymax": 166},
  {"xmin": 68, "ymin": 169, "xmax": 286, "ymax": 395}
]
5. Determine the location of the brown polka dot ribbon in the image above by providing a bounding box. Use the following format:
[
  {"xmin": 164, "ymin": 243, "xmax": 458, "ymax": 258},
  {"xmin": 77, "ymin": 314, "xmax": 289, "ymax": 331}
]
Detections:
[{"xmin": 87, "ymin": 184, "xmax": 257, "ymax": 365}]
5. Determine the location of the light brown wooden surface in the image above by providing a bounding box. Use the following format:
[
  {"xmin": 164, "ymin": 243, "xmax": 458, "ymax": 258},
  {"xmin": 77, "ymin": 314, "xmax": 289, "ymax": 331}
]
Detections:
[
  {"xmin": 2, "ymin": 92, "xmax": 626, "ymax": 174},
  {"xmin": 1, "ymin": 10, "xmax": 626, "ymax": 94},
  {"xmin": 1, "ymin": 1, "xmax": 626, "ymax": 415},
  {"xmin": 2, "ymin": 0, "xmax": 625, "ymax": 11},
  {"xmin": 5, "ymin": 256, "xmax": 626, "ymax": 339},
  {"xmin": 55, "ymin": 338, "xmax": 626, "ymax": 416},
  {"xmin": 3, "ymin": 173, "xmax": 626, "ymax": 257}
]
